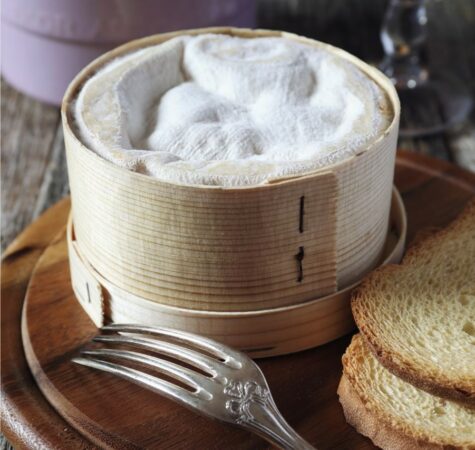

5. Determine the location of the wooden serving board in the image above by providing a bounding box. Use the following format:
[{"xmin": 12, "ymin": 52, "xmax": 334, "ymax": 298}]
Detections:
[{"xmin": 2, "ymin": 151, "xmax": 475, "ymax": 449}]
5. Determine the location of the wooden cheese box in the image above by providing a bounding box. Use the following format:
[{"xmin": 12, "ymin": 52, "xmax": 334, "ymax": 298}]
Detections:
[{"xmin": 62, "ymin": 27, "xmax": 401, "ymax": 355}]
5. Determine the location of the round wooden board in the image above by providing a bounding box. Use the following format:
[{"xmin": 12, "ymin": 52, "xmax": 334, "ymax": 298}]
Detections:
[{"xmin": 2, "ymin": 152, "xmax": 475, "ymax": 449}]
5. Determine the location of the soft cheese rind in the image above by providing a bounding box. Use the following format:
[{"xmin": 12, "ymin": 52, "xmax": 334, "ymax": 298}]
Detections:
[{"xmin": 74, "ymin": 34, "xmax": 392, "ymax": 186}]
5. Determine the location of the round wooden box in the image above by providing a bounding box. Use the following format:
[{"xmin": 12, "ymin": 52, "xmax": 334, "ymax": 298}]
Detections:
[{"xmin": 62, "ymin": 27, "xmax": 400, "ymax": 353}]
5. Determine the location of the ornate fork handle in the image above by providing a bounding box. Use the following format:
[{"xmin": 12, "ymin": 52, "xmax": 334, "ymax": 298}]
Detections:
[
  {"xmin": 224, "ymin": 380, "xmax": 315, "ymax": 449},
  {"xmin": 75, "ymin": 325, "xmax": 316, "ymax": 449}
]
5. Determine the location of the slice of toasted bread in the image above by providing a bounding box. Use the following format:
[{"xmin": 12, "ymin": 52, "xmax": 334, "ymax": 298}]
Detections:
[
  {"xmin": 339, "ymin": 334, "xmax": 475, "ymax": 450},
  {"xmin": 352, "ymin": 200, "xmax": 475, "ymax": 407}
]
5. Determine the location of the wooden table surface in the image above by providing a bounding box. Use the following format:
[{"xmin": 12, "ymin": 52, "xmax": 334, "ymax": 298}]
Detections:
[{"xmin": 1, "ymin": 1, "xmax": 474, "ymax": 449}]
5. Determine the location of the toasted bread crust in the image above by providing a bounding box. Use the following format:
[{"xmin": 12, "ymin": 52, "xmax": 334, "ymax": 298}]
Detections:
[
  {"xmin": 352, "ymin": 199, "xmax": 475, "ymax": 408},
  {"xmin": 340, "ymin": 335, "xmax": 475, "ymax": 450},
  {"xmin": 360, "ymin": 331, "xmax": 475, "ymax": 408},
  {"xmin": 338, "ymin": 374, "xmax": 443, "ymax": 450}
]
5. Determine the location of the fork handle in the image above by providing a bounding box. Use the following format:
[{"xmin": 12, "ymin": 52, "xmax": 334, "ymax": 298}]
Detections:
[{"xmin": 239, "ymin": 396, "xmax": 315, "ymax": 450}]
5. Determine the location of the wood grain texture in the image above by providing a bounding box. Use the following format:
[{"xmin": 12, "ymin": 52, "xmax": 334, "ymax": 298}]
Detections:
[
  {"xmin": 66, "ymin": 189, "xmax": 405, "ymax": 357},
  {"xmin": 1, "ymin": 152, "xmax": 472, "ymax": 450},
  {"xmin": 64, "ymin": 27, "xmax": 399, "ymax": 312},
  {"xmin": 2, "ymin": 3, "xmax": 474, "ymax": 448},
  {"xmin": 0, "ymin": 198, "xmax": 89, "ymax": 450},
  {"xmin": 1, "ymin": 82, "xmax": 59, "ymax": 250}
]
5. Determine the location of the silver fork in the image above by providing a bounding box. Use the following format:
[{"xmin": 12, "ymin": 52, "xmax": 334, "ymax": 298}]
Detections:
[{"xmin": 73, "ymin": 324, "xmax": 315, "ymax": 450}]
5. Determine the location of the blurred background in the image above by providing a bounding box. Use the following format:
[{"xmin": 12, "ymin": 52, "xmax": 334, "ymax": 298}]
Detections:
[{"xmin": 1, "ymin": 0, "xmax": 474, "ymax": 447}]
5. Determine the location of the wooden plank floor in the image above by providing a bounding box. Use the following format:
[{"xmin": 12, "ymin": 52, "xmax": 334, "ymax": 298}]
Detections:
[{"xmin": 1, "ymin": 1, "xmax": 474, "ymax": 448}]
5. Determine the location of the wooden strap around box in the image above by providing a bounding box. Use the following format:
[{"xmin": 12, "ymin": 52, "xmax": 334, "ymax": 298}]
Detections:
[{"xmin": 66, "ymin": 187, "xmax": 406, "ymax": 358}]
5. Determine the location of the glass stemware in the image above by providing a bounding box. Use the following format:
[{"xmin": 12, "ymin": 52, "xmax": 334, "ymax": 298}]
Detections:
[{"xmin": 380, "ymin": 0, "xmax": 472, "ymax": 137}]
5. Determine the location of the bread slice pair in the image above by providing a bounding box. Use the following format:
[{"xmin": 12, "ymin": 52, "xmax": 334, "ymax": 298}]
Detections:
[
  {"xmin": 352, "ymin": 200, "xmax": 475, "ymax": 407},
  {"xmin": 339, "ymin": 334, "xmax": 475, "ymax": 450},
  {"xmin": 339, "ymin": 200, "xmax": 475, "ymax": 449}
]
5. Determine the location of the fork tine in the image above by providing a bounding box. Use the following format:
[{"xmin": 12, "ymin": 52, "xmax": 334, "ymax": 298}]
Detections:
[
  {"xmin": 81, "ymin": 348, "xmax": 214, "ymax": 393},
  {"xmin": 93, "ymin": 334, "xmax": 221, "ymax": 376},
  {"xmin": 72, "ymin": 357, "xmax": 210, "ymax": 407},
  {"xmin": 101, "ymin": 324, "xmax": 242, "ymax": 368}
]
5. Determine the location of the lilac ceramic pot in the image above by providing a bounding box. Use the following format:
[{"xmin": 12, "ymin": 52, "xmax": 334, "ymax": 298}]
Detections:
[{"xmin": 1, "ymin": 0, "xmax": 256, "ymax": 105}]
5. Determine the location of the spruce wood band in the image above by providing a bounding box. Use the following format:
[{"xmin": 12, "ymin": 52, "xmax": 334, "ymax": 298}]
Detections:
[
  {"xmin": 67, "ymin": 188, "xmax": 406, "ymax": 357},
  {"xmin": 62, "ymin": 27, "xmax": 400, "ymax": 312}
]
